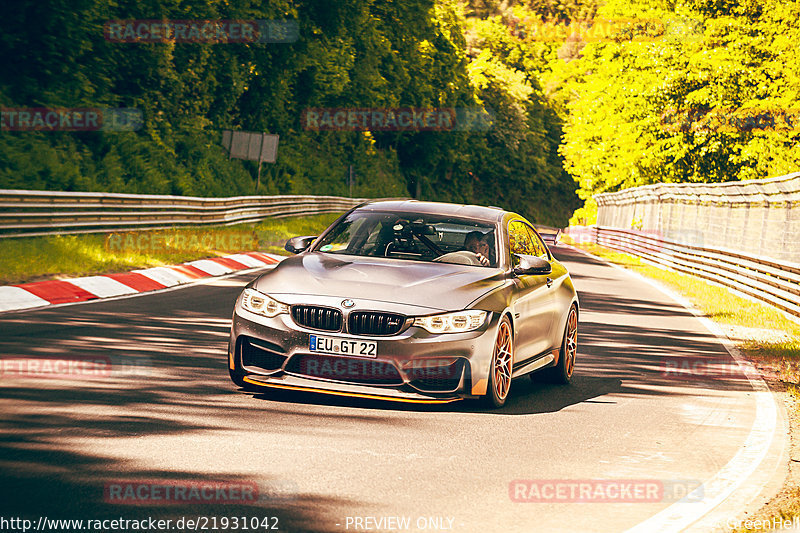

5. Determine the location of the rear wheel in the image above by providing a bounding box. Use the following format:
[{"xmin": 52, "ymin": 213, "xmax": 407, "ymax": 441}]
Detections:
[
  {"xmin": 485, "ymin": 316, "xmax": 513, "ymax": 408},
  {"xmin": 537, "ymin": 305, "xmax": 578, "ymax": 384}
]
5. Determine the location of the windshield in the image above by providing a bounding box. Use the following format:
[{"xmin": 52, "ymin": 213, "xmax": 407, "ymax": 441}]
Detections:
[{"xmin": 313, "ymin": 210, "xmax": 498, "ymax": 268}]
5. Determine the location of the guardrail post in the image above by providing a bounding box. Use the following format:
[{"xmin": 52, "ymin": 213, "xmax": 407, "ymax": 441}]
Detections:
[
  {"xmin": 758, "ymin": 200, "xmax": 770, "ymax": 256},
  {"xmin": 781, "ymin": 200, "xmax": 792, "ymax": 259}
]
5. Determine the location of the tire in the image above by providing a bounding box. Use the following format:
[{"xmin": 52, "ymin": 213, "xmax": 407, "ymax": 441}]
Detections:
[
  {"xmin": 485, "ymin": 315, "xmax": 513, "ymax": 408},
  {"xmin": 536, "ymin": 305, "xmax": 578, "ymax": 384}
]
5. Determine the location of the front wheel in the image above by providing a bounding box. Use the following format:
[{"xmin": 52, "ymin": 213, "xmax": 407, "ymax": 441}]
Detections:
[
  {"xmin": 537, "ymin": 305, "xmax": 578, "ymax": 384},
  {"xmin": 485, "ymin": 316, "xmax": 513, "ymax": 408}
]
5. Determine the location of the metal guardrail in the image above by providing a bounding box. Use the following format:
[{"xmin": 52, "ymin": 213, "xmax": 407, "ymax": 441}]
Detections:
[
  {"xmin": 0, "ymin": 189, "xmax": 374, "ymax": 238},
  {"xmin": 1, "ymin": 190, "xmax": 565, "ymax": 241},
  {"xmin": 574, "ymin": 226, "xmax": 800, "ymax": 319}
]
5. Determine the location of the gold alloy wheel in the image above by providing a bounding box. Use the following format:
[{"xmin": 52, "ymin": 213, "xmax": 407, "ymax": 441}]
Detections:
[
  {"xmin": 492, "ymin": 318, "xmax": 513, "ymax": 401},
  {"xmin": 564, "ymin": 307, "xmax": 578, "ymax": 378}
]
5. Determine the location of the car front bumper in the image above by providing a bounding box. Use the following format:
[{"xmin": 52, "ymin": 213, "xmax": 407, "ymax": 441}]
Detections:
[{"xmin": 228, "ymin": 301, "xmax": 501, "ymax": 402}]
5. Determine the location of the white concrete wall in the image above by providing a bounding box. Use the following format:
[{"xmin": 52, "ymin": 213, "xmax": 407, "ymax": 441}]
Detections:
[{"xmin": 594, "ymin": 172, "xmax": 800, "ymax": 263}]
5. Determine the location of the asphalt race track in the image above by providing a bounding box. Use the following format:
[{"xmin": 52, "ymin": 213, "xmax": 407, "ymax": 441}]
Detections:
[{"xmin": 0, "ymin": 245, "xmax": 787, "ymax": 533}]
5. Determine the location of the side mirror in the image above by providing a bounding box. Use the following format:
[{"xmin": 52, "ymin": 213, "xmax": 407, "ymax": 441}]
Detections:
[
  {"xmin": 512, "ymin": 254, "xmax": 552, "ymax": 276},
  {"xmin": 285, "ymin": 235, "xmax": 317, "ymax": 254}
]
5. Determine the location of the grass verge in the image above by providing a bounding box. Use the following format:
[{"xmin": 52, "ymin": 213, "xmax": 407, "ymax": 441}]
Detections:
[
  {"xmin": 562, "ymin": 237, "xmax": 800, "ymax": 532},
  {"xmin": 0, "ymin": 213, "xmax": 342, "ymax": 285}
]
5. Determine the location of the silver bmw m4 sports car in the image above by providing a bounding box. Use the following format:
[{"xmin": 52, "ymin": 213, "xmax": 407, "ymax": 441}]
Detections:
[{"xmin": 228, "ymin": 200, "xmax": 579, "ymax": 407}]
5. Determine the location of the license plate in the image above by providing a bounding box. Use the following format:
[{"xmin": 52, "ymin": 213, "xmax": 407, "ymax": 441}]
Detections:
[{"xmin": 309, "ymin": 335, "xmax": 377, "ymax": 358}]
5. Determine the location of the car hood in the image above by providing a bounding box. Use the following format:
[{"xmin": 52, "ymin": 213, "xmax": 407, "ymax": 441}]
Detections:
[{"xmin": 252, "ymin": 252, "xmax": 507, "ymax": 312}]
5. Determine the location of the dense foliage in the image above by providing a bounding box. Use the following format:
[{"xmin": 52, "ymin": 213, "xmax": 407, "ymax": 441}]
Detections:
[
  {"xmin": 0, "ymin": 0, "xmax": 579, "ymax": 226},
  {"xmin": 3, "ymin": 0, "xmax": 796, "ymax": 227},
  {"xmin": 461, "ymin": 0, "xmax": 799, "ymax": 224},
  {"xmin": 550, "ymin": 0, "xmax": 800, "ymax": 222}
]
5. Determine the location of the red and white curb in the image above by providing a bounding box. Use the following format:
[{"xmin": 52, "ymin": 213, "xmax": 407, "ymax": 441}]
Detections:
[{"xmin": 0, "ymin": 251, "xmax": 285, "ymax": 313}]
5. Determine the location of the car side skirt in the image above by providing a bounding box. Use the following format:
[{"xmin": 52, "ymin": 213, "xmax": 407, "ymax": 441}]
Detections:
[{"xmin": 512, "ymin": 351, "xmax": 557, "ymax": 379}]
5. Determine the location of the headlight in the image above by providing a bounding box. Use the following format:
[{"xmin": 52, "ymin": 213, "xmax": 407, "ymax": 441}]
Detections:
[
  {"xmin": 413, "ymin": 310, "xmax": 487, "ymax": 334},
  {"xmin": 240, "ymin": 288, "xmax": 289, "ymax": 318}
]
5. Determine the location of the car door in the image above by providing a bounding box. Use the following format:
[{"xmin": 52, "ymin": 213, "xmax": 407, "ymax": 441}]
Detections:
[
  {"xmin": 527, "ymin": 224, "xmax": 563, "ymax": 344},
  {"xmin": 508, "ymin": 220, "xmax": 556, "ymax": 361}
]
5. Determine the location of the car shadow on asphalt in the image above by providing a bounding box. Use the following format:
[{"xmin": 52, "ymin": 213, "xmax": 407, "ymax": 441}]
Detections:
[
  {"xmin": 0, "ymin": 279, "xmax": 371, "ymax": 530},
  {"xmin": 242, "ymin": 372, "xmax": 624, "ymax": 416},
  {"xmin": 0, "ymin": 438, "xmax": 349, "ymax": 533}
]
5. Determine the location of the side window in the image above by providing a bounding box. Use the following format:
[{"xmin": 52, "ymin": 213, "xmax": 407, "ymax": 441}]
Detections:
[
  {"xmin": 524, "ymin": 225, "xmax": 549, "ymax": 259},
  {"xmin": 508, "ymin": 221, "xmax": 535, "ymax": 265}
]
